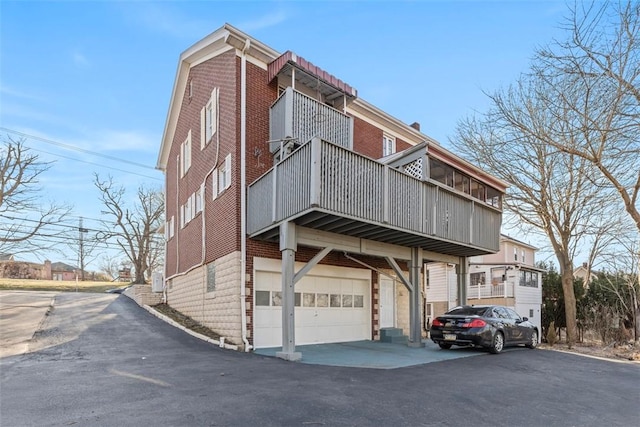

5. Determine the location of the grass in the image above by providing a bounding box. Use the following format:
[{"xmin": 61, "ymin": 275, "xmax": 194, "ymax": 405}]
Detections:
[{"xmin": 0, "ymin": 278, "xmax": 129, "ymax": 293}]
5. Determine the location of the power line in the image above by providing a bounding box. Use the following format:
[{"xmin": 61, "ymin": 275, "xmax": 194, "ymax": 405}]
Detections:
[
  {"xmin": 27, "ymin": 146, "xmax": 162, "ymax": 181},
  {"xmin": 1, "ymin": 127, "xmax": 157, "ymax": 170}
]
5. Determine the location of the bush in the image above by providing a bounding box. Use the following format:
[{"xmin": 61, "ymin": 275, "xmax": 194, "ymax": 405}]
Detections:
[{"xmin": 547, "ymin": 321, "xmax": 558, "ymax": 346}]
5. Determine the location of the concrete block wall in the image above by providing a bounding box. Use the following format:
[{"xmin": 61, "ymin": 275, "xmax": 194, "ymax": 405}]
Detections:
[
  {"xmin": 124, "ymin": 284, "xmax": 163, "ymax": 306},
  {"xmin": 166, "ymin": 251, "xmax": 243, "ymax": 348}
]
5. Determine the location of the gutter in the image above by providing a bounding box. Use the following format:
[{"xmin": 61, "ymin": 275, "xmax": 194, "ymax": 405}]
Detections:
[{"xmin": 239, "ymin": 39, "xmax": 252, "ymax": 352}]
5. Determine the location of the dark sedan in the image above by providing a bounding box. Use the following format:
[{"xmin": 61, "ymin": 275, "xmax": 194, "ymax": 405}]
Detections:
[{"xmin": 430, "ymin": 305, "xmax": 539, "ymax": 354}]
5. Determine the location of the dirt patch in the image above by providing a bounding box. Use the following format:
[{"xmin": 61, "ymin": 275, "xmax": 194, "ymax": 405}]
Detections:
[
  {"xmin": 151, "ymin": 303, "xmax": 222, "ymax": 342},
  {"xmin": 539, "ymin": 341, "xmax": 640, "ymax": 362}
]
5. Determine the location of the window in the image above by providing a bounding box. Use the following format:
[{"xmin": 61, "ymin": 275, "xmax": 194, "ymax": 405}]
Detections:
[
  {"xmin": 470, "ymin": 179, "xmax": 485, "ymax": 201},
  {"xmin": 212, "ymin": 154, "xmax": 232, "ymax": 199},
  {"xmin": 330, "ymin": 294, "xmax": 341, "ymax": 307},
  {"xmin": 514, "ymin": 247, "xmax": 518, "ymax": 261},
  {"xmin": 529, "ymin": 309, "xmax": 534, "ymax": 318},
  {"xmin": 181, "ymin": 130, "xmax": 192, "ymax": 177},
  {"xmin": 521, "ymin": 250, "xmax": 525, "ymax": 263},
  {"xmin": 455, "ymin": 173, "xmax": 470, "ymax": 194},
  {"xmin": 490, "ymin": 267, "xmax": 506, "ymax": 284},
  {"xmin": 505, "ymin": 308, "xmax": 522, "ymax": 321},
  {"xmin": 519, "ymin": 270, "xmax": 539, "ymax": 287},
  {"xmin": 382, "ymin": 134, "xmax": 396, "ymax": 156},
  {"xmin": 201, "ymin": 87, "xmax": 219, "ymax": 149},
  {"xmin": 195, "ymin": 184, "xmax": 203, "ymax": 215},
  {"xmin": 256, "ymin": 290, "xmax": 270, "ymax": 306},
  {"xmin": 206, "ymin": 263, "xmax": 216, "ymax": 292},
  {"xmin": 470, "ymin": 272, "xmax": 486, "ymax": 286},
  {"xmin": 166, "ymin": 216, "xmax": 175, "ymax": 240}
]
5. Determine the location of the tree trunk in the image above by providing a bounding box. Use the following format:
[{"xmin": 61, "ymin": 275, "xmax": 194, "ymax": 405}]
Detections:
[{"xmin": 561, "ymin": 266, "xmax": 577, "ymax": 348}]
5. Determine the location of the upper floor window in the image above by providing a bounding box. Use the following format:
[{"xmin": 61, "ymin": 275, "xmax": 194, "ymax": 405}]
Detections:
[
  {"xmin": 382, "ymin": 134, "xmax": 396, "ymax": 157},
  {"xmin": 429, "ymin": 157, "xmax": 499, "ymax": 207},
  {"xmin": 181, "ymin": 130, "xmax": 191, "ymax": 177},
  {"xmin": 166, "ymin": 216, "xmax": 175, "ymax": 240},
  {"xmin": 514, "ymin": 247, "xmax": 518, "ymax": 261},
  {"xmin": 201, "ymin": 87, "xmax": 219, "ymax": 149},
  {"xmin": 212, "ymin": 153, "xmax": 232, "ymax": 200}
]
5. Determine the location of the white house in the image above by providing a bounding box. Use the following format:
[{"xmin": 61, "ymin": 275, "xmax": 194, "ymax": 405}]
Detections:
[{"xmin": 425, "ymin": 235, "xmax": 544, "ymax": 332}]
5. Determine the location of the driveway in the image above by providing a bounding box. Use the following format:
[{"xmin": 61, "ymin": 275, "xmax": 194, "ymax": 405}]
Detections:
[{"xmin": 1, "ymin": 291, "xmax": 638, "ymax": 426}]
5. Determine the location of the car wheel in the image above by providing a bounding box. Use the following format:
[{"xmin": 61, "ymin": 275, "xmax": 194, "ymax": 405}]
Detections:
[
  {"xmin": 489, "ymin": 332, "xmax": 504, "ymax": 354},
  {"xmin": 438, "ymin": 343, "xmax": 452, "ymax": 350},
  {"xmin": 526, "ymin": 330, "xmax": 538, "ymax": 349}
]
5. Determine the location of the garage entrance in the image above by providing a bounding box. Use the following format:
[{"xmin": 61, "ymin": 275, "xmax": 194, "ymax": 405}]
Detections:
[{"xmin": 253, "ymin": 258, "xmax": 371, "ymax": 348}]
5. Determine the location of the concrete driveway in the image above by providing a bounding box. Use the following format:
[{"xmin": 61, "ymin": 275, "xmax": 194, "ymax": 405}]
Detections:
[{"xmin": 1, "ymin": 291, "xmax": 638, "ymax": 426}]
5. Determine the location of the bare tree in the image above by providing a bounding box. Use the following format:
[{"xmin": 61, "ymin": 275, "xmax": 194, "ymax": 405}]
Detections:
[
  {"xmin": 94, "ymin": 174, "xmax": 164, "ymax": 284},
  {"xmin": 99, "ymin": 253, "xmax": 121, "ymax": 281},
  {"xmin": 452, "ymin": 73, "xmax": 620, "ymax": 348},
  {"xmin": 0, "ymin": 136, "xmax": 71, "ymax": 256},
  {"xmin": 536, "ymin": 1, "xmax": 640, "ymax": 231}
]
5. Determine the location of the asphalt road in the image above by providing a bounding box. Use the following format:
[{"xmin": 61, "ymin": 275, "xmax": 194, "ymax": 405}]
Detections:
[{"xmin": 1, "ymin": 292, "xmax": 638, "ymax": 427}]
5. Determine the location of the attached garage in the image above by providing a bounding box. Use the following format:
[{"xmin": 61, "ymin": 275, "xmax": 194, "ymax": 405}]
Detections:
[{"xmin": 253, "ymin": 258, "xmax": 371, "ymax": 349}]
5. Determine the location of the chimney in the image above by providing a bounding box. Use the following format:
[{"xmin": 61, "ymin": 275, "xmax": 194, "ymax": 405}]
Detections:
[
  {"xmin": 410, "ymin": 122, "xmax": 420, "ymax": 131},
  {"xmin": 582, "ymin": 262, "xmax": 588, "ymax": 268}
]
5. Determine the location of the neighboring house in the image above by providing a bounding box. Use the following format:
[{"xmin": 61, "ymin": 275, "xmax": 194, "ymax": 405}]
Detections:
[
  {"xmin": 574, "ymin": 263, "xmax": 597, "ymax": 288},
  {"xmin": 0, "ymin": 259, "xmax": 49, "ymax": 280},
  {"xmin": 157, "ymin": 24, "xmax": 508, "ymax": 360},
  {"xmin": 0, "ymin": 253, "xmax": 15, "ymax": 261},
  {"xmin": 425, "ymin": 235, "xmax": 544, "ymax": 332},
  {"xmin": 50, "ymin": 262, "xmax": 77, "ymax": 281}
]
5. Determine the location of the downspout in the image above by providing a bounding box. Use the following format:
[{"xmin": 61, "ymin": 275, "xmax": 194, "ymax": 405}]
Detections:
[{"xmin": 240, "ymin": 39, "xmax": 251, "ymax": 352}]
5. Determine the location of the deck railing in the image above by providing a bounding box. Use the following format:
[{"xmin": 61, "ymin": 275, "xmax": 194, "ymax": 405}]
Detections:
[
  {"xmin": 248, "ymin": 138, "xmax": 501, "ymax": 253},
  {"xmin": 468, "ymin": 282, "xmax": 515, "ymax": 299},
  {"xmin": 270, "ymin": 87, "xmax": 353, "ymax": 149}
]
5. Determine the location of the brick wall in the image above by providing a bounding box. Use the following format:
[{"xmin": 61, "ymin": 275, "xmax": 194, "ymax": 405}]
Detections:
[
  {"xmin": 165, "ymin": 49, "xmax": 240, "ymax": 276},
  {"xmin": 352, "ymin": 116, "xmax": 413, "ymax": 159}
]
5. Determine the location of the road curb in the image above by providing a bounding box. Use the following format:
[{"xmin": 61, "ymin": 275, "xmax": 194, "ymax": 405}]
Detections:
[{"xmin": 122, "ymin": 293, "xmax": 239, "ymax": 351}]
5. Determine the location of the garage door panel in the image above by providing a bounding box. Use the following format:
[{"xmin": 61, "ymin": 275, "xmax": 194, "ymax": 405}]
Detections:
[{"xmin": 254, "ymin": 269, "xmax": 370, "ymax": 349}]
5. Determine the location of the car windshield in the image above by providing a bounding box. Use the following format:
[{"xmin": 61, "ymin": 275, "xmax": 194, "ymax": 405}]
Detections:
[{"xmin": 445, "ymin": 306, "xmax": 489, "ymax": 316}]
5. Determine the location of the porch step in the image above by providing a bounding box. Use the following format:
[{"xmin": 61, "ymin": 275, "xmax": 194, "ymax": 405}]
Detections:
[{"xmin": 380, "ymin": 327, "xmax": 408, "ymax": 344}]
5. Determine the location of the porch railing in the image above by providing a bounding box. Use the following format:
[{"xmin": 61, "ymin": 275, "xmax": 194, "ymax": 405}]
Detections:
[
  {"xmin": 270, "ymin": 87, "xmax": 353, "ymax": 149},
  {"xmin": 467, "ymin": 282, "xmax": 515, "ymax": 299},
  {"xmin": 247, "ymin": 138, "xmax": 501, "ymax": 253}
]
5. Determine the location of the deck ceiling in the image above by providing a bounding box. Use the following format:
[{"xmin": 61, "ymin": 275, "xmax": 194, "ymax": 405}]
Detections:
[{"xmin": 250, "ymin": 210, "xmax": 494, "ymax": 258}]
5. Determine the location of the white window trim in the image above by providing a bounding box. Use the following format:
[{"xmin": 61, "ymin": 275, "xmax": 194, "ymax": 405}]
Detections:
[
  {"xmin": 383, "ymin": 134, "xmax": 396, "ymax": 157},
  {"xmin": 181, "ymin": 130, "xmax": 192, "ymax": 177},
  {"xmin": 201, "ymin": 87, "xmax": 219, "ymax": 150}
]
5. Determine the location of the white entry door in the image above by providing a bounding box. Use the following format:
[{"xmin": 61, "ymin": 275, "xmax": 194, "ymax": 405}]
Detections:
[{"xmin": 379, "ymin": 277, "xmax": 395, "ymax": 328}]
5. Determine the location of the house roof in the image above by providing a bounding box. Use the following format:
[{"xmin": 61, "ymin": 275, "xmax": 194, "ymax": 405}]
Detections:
[
  {"xmin": 51, "ymin": 262, "xmax": 77, "ymax": 272},
  {"xmin": 156, "ymin": 23, "xmax": 510, "ymax": 193},
  {"xmin": 500, "ymin": 234, "xmax": 538, "ymax": 251}
]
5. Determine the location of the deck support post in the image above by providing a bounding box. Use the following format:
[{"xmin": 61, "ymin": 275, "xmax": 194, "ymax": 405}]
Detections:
[
  {"xmin": 457, "ymin": 257, "xmax": 468, "ymax": 306},
  {"xmin": 276, "ymin": 221, "xmax": 301, "ymax": 361},
  {"xmin": 408, "ymin": 247, "xmax": 425, "ymax": 348}
]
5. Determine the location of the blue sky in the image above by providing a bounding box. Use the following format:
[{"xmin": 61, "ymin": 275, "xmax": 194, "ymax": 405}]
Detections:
[{"xmin": 1, "ymin": 0, "xmax": 567, "ymax": 268}]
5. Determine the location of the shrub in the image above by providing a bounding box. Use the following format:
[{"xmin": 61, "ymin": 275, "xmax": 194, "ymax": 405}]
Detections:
[{"xmin": 547, "ymin": 321, "xmax": 558, "ymax": 346}]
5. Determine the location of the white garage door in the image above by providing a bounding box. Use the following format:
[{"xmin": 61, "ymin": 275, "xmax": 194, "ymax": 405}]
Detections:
[{"xmin": 253, "ymin": 260, "xmax": 371, "ymax": 349}]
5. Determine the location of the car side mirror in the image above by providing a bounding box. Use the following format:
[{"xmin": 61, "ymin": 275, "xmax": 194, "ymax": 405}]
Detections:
[{"xmin": 522, "ymin": 317, "xmax": 528, "ymax": 322}]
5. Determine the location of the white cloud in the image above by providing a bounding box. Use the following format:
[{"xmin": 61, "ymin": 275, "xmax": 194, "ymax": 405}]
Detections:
[
  {"xmin": 0, "ymin": 84, "xmax": 46, "ymax": 102},
  {"xmin": 72, "ymin": 51, "xmax": 90, "ymax": 68},
  {"xmin": 119, "ymin": 2, "xmax": 210, "ymax": 40},
  {"xmin": 237, "ymin": 10, "xmax": 289, "ymax": 32}
]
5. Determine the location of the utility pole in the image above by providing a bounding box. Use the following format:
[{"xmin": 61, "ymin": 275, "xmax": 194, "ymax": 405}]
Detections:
[{"xmin": 78, "ymin": 217, "xmax": 88, "ymax": 281}]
